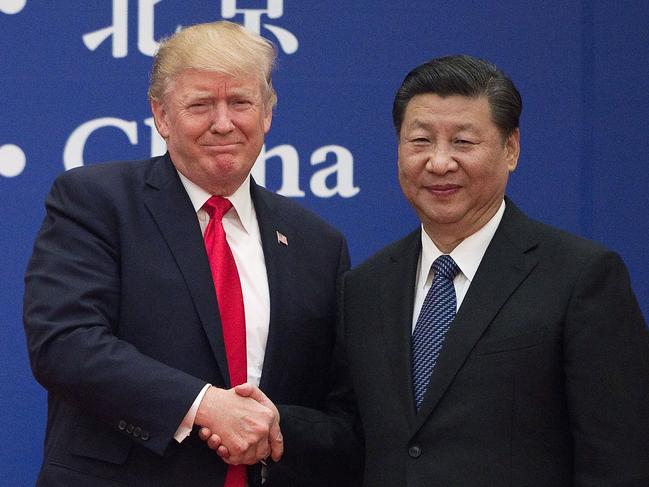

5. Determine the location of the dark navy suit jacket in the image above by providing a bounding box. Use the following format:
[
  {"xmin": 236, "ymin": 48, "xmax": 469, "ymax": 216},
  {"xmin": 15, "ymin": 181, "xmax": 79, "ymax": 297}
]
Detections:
[{"xmin": 24, "ymin": 154, "xmax": 360, "ymax": 486}]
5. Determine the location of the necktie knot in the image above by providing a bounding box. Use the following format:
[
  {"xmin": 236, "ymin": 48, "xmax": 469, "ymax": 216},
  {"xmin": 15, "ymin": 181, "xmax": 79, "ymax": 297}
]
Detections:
[
  {"xmin": 432, "ymin": 255, "xmax": 459, "ymax": 282},
  {"xmin": 203, "ymin": 196, "xmax": 232, "ymax": 221}
]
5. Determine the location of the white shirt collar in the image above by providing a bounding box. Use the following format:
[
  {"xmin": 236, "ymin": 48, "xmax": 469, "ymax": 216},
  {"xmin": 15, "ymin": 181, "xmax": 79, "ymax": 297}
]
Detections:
[
  {"xmin": 177, "ymin": 172, "xmax": 254, "ymax": 235},
  {"xmin": 419, "ymin": 199, "xmax": 506, "ymax": 286}
]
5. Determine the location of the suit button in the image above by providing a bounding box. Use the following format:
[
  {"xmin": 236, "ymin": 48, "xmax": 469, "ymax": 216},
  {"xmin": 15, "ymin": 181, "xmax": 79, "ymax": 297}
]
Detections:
[
  {"xmin": 118, "ymin": 420, "xmax": 127, "ymax": 431},
  {"xmin": 141, "ymin": 431, "xmax": 150, "ymax": 441},
  {"xmin": 133, "ymin": 427, "xmax": 142, "ymax": 438},
  {"xmin": 408, "ymin": 445, "xmax": 422, "ymax": 458},
  {"xmin": 126, "ymin": 424, "xmax": 135, "ymax": 434}
]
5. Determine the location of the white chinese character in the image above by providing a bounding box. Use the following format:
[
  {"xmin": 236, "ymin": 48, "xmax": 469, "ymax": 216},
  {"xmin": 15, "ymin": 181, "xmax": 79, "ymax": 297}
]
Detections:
[
  {"xmin": 221, "ymin": 0, "xmax": 298, "ymax": 54},
  {"xmin": 0, "ymin": 0, "xmax": 27, "ymax": 15},
  {"xmin": 82, "ymin": 0, "xmax": 176, "ymax": 58},
  {"xmin": 0, "ymin": 144, "xmax": 26, "ymax": 178}
]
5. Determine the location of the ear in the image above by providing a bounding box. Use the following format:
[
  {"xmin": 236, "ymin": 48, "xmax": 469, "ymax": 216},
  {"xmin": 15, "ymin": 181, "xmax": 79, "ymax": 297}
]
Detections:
[
  {"xmin": 263, "ymin": 108, "xmax": 272, "ymax": 134},
  {"xmin": 150, "ymin": 99, "xmax": 170, "ymax": 139},
  {"xmin": 505, "ymin": 128, "xmax": 520, "ymax": 172}
]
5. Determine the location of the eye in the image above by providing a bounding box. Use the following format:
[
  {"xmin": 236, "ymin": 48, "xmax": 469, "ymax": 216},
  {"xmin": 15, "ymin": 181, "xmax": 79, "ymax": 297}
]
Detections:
[
  {"xmin": 410, "ymin": 137, "xmax": 430, "ymax": 144},
  {"xmin": 453, "ymin": 138, "xmax": 476, "ymax": 146},
  {"xmin": 232, "ymin": 98, "xmax": 253, "ymax": 108},
  {"xmin": 186, "ymin": 101, "xmax": 210, "ymax": 113}
]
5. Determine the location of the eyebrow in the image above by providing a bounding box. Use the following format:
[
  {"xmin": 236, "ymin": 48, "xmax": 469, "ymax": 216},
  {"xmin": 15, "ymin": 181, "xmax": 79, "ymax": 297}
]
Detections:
[
  {"xmin": 455, "ymin": 123, "xmax": 478, "ymax": 132},
  {"xmin": 407, "ymin": 119, "xmax": 478, "ymax": 132},
  {"xmin": 182, "ymin": 92, "xmax": 212, "ymax": 102},
  {"xmin": 182, "ymin": 89, "xmax": 258, "ymax": 102},
  {"xmin": 227, "ymin": 88, "xmax": 259, "ymax": 100}
]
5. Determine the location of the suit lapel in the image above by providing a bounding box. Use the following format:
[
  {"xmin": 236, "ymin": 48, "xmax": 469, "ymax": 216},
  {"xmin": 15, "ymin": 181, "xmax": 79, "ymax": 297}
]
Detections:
[
  {"xmin": 412, "ymin": 201, "xmax": 539, "ymax": 434},
  {"xmin": 250, "ymin": 182, "xmax": 294, "ymax": 393},
  {"xmin": 142, "ymin": 155, "xmax": 230, "ymax": 386},
  {"xmin": 377, "ymin": 230, "xmax": 421, "ymax": 426}
]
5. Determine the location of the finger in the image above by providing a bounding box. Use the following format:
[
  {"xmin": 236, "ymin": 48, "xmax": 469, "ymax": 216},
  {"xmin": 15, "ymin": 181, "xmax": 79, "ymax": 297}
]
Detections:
[
  {"xmin": 232, "ymin": 436, "xmax": 270, "ymax": 466},
  {"xmin": 269, "ymin": 428, "xmax": 284, "ymax": 462},
  {"xmin": 217, "ymin": 444, "xmax": 230, "ymax": 459},
  {"xmin": 235, "ymin": 384, "xmax": 274, "ymax": 412},
  {"xmin": 206, "ymin": 434, "xmax": 222, "ymax": 451},
  {"xmin": 225, "ymin": 449, "xmax": 256, "ymax": 466},
  {"xmin": 252, "ymin": 438, "xmax": 271, "ymax": 465},
  {"xmin": 198, "ymin": 427, "xmax": 212, "ymax": 441}
]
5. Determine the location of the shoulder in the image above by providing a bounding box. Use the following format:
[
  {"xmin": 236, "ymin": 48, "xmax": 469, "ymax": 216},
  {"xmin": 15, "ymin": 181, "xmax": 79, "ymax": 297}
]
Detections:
[
  {"xmin": 52, "ymin": 157, "xmax": 157, "ymax": 191},
  {"xmin": 46, "ymin": 156, "xmax": 167, "ymax": 207},
  {"xmin": 42, "ymin": 157, "xmax": 165, "ymax": 228},
  {"xmin": 349, "ymin": 229, "xmax": 420, "ymax": 279},
  {"xmin": 503, "ymin": 198, "xmax": 612, "ymax": 260},
  {"xmin": 501, "ymin": 200, "xmax": 628, "ymax": 285}
]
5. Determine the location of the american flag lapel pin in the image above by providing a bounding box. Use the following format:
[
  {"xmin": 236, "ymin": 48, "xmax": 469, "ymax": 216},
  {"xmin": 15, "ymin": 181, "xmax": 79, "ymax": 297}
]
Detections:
[{"xmin": 276, "ymin": 231, "xmax": 288, "ymax": 246}]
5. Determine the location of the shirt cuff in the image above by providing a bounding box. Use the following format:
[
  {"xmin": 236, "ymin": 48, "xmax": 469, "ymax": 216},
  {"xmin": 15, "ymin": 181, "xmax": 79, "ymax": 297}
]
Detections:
[{"xmin": 174, "ymin": 383, "xmax": 211, "ymax": 443}]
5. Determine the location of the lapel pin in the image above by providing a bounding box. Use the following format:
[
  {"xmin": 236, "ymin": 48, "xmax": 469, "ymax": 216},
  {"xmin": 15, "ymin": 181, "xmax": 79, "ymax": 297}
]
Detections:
[{"xmin": 276, "ymin": 231, "xmax": 288, "ymax": 246}]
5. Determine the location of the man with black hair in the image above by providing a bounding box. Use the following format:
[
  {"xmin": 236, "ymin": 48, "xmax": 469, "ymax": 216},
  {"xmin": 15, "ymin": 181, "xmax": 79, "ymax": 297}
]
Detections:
[{"xmin": 341, "ymin": 54, "xmax": 649, "ymax": 486}]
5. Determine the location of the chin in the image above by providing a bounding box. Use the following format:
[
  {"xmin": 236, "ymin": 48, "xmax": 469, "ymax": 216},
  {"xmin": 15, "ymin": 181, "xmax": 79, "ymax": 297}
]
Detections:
[
  {"xmin": 203, "ymin": 152, "xmax": 238, "ymax": 165},
  {"xmin": 421, "ymin": 210, "xmax": 464, "ymax": 226}
]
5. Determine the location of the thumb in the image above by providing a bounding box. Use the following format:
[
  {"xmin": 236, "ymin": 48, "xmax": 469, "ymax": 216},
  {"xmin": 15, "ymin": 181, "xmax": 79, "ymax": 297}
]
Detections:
[
  {"xmin": 234, "ymin": 383, "xmax": 272, "ymax": 408},
  {"xmin": 233, "ymin": 382, "xmax": 256, "ymax": 398}
]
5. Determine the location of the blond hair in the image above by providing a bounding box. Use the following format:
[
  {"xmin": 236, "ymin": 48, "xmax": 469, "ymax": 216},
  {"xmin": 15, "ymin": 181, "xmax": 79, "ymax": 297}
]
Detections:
[{"xmin": 148, "ymin": 21, "xmax": 277, "ymax": 110}]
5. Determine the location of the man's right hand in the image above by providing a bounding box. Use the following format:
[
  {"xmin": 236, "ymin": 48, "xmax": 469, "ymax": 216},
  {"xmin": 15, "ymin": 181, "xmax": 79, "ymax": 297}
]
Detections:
[{"xmin": 194, "ymin": 385, "xmax": 282, "ymax": 465}]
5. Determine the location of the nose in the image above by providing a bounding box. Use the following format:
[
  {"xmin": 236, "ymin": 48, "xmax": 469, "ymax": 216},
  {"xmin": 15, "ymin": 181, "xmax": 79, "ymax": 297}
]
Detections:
[
  {"xmin": 209, "ymin": 104, "xmax": 234, "ymax": 134},
  {"xmin": 425, "ymin": 144, "xmax": 458, "ymax": 174}
]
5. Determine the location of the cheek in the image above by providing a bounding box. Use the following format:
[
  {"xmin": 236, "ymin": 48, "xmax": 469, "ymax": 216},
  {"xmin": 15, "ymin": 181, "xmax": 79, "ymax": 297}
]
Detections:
[
  {"xmin": 398, "ymin": 154, "xmax": 424, "ymax": 180},
  {"xmin": 466, "ymin": 161, "xmax": 510, "ymax": 197},
  {"xmin": 487, "ymin": 157, "xmax": 513, "ymax": 181},
  {"xmin": 397, "ymin": 163, "xmax": 419, "ymax": 196},
  {"xmin": 178, "ymin": 110, "xmax": 211, "ymax": 130},
  {"xmin": 250, "ymin": 117, "xmax": 269, "ymax": 139},
  {"xmin": 396, "ymin": 158, "xmax": 409, "ymax": 180}
]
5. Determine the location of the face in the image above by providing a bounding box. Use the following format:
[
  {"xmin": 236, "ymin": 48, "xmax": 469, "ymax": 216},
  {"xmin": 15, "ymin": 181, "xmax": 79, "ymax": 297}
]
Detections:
[
  {"xmin": 397, "ymin": 94, "xmax": 519, "ymax": 251},
  {"xmin": 151, "ymin": 69, "xmax": 272, "ymax": 196}
]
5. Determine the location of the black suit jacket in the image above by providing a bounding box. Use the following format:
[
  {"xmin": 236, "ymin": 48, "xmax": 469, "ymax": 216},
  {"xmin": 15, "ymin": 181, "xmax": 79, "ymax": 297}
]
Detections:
[
  {"xmin": 343, "ymin": 199, "xmax": 649, "ymax": 486},
  {"xmin": 23, "ymin": 154, "xmax": 356, "ymax": 486}
]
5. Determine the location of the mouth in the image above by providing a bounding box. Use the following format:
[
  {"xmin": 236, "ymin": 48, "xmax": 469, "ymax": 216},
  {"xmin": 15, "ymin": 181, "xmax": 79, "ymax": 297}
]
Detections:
[
  {"xmin": 201, "ymin": 143, "xmax": 241, "ymax": 151},
  {"xmin": 425, "ymin": 184, "xmax": 461, "ymax": 196}
]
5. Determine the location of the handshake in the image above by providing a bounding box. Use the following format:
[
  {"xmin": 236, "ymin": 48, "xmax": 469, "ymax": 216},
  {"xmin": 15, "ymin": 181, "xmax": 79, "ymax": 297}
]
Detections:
[{"xmin": 194, "ymin": 383, "xmax": 283, "ymax": 465}]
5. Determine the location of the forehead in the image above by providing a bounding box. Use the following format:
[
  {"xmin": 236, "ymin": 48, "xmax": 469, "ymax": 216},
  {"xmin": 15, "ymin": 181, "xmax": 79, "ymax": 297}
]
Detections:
[
  {"xmin": 402, "ymin": 93, "xmax": 494, "ymax": 129},
  {"xmin": 165, "ymin": 69, "xmax": 263, "ymax": 99}
]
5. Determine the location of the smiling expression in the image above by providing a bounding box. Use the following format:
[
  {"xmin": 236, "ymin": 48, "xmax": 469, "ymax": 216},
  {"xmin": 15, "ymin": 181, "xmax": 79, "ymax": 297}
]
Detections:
[
  {"xmin": 151, "ymin": 69, "xmax": 272, "ymax": 196},
  {"xmin": 397, "ymin": 93, "xmax": 520, "ymax": 251}
]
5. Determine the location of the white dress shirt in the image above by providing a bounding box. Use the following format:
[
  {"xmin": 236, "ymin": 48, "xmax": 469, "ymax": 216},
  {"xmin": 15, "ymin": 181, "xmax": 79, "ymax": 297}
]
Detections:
[
  {"xmin": 411, "ymin": 200, "xmax": 506, "ymax": 331},
  {"xmin": 174, "ymin": 173, "xmax": 270, "ymax": 442}
]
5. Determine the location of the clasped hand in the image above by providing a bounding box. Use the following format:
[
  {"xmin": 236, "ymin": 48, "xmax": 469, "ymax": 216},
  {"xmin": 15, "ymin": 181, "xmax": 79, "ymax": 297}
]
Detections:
[{"xmin": 195, "ymin": 383, "xmax": 283, "ymax": 465}]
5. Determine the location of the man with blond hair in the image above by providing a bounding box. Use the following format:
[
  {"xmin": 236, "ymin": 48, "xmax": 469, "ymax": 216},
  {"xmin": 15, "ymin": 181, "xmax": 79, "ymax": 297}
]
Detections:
[{"xmin": 24, "ymin": 21, "xmax": 361, "ymax": 487}]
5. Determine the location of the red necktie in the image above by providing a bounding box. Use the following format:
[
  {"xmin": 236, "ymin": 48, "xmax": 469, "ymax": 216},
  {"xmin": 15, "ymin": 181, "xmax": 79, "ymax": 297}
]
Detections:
[{"xmin": 203, "ymin": 196, "xmax": 247, "ymax": 487}]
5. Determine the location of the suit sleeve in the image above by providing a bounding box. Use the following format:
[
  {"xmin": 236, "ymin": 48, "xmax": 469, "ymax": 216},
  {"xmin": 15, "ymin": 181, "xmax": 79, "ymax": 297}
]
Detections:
[
  {"xmin": 271, "ymin": 236, "xmax": 364, "ymax": 486},
  {"xmin": 563, "ymin": 250, "xmax": 649, "ymax": 486},
  {"xmin": 23, "ymin": 171, "xmax": 206, "ymax": 456}
]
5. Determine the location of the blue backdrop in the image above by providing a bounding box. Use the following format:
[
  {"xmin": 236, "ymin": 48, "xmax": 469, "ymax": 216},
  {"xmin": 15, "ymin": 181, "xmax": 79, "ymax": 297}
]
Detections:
[{"xmin": 1, "ymin": 1, "xmax": 647, "ymax": 483}]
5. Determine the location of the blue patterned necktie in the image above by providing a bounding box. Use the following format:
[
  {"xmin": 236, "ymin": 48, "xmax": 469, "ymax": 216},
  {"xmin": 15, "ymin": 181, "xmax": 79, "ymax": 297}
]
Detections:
[{"xmin": 411, "ymin": 255, "xmax": 460, "ymax": 410}]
